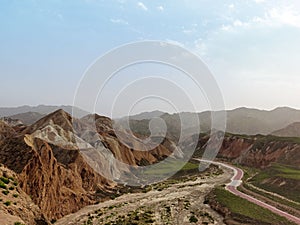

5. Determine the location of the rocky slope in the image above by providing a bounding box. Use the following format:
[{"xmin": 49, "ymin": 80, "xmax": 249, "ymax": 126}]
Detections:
[
  {"xmin": 271, "ymin": 122, "xmax": 300, "ymax": 137},
  {"xmin": 0, "ymin": 165, "xmax": 48, "ymax": 225},
  {"xmin": 1, "ymin": 108, "xmax": 300, "ymax": 224},
  {"xmin": 0, "ymin": 109, "xmax": 178, "ymax": 223},
  {"xmin": 192, "ymin": 134, "xmax": 300, "ymax": 169},
  {"xmin": 10, "ymin": 112, "xmax": 45, "ymax": 125}
]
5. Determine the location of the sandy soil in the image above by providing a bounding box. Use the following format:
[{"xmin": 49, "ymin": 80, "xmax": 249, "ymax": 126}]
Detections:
[{"xmin": 56, "ymin": 167, "xmax": 233, "ymax": 225}]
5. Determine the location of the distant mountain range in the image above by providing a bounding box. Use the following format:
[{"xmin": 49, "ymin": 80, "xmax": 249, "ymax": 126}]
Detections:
[
  {"xmin": 9, "ymin": 112, "xmax": 45, "ymax": 125},
  {"xmin": 0, "ymin": 105, "xmax": 89, "ymax": 118},
  {"xmin": 0, "ymin": 107, "xmax": 299, "ymax": 223},
  {"xmin": 2, "ymin": 105, "xmax": 300, "ymax": 137},
  {"xmin": 271, "ymin": 122, "xmax": 300, "ymax": 137},
  {"xmin": 124, "ymin": 107, "xmax": 300, "ymax": 137}
]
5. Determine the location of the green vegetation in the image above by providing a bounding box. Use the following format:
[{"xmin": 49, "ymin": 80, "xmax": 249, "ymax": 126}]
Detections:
[
  {"xmin": 2, "ymin": 190, "xmax": 9, "ymax": 195},
  {"xmin": 241, "ymin": 182, "xmax": 300, "ymax": 211},
  {"xmin": 9, "ymin": 186, "xmax": 15, "ymax": 190},
  {"xmin": 225, "ymin": 132, "xmax": 300, "ymax": 144},
  {"xmin": 94, "ymin": 207, "xmax": 155, "ymax": 225},
  {"xmin": 14, "ymin": 222, "xmax": 25, "ymax": 225},
  {"xmin": 0, "ymin": 180, "xmax": 7, "ymax": 189},
  {"xmin": 0, "ymin": 176, "xmax": 9, "ymax": 184},
  {"xmin": 270, "ymin": 164, "xmax": 300, "ymax": 180},
  {"xmin": 234, "ymin": 164, "xmax": 260, "ymax": 181},
  {"xmin": 213, "ymin": 187, "xmax": 296, "ymax": 225},
  {"xmin": 3, "ymin": 201, "xmax": 11, "ymax": 206},
  {"xmin": 250, "ymin": 163, "xmax": 300, "ymax": 202},
  {"xmin": 13, "ymin": 193, "xmax": 19, "ymax": 198},
  {"xmin": 143, "ymin": 159, "xmax": 198, "ymax": 176},
  {"xmin": 189, "ymin": 215, "xmax": 198, "ymax": 223}
]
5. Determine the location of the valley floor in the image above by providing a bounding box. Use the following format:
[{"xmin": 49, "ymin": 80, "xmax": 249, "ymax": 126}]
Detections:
[{"xmin": 56, "ymin": 167, "xmax": 232, "ymax": 225}]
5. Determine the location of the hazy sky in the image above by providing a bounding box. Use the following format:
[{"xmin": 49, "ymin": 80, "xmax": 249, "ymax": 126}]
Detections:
[{"xmin": 1, "ymin": 0, "xmax": 300, "ymax": 116}]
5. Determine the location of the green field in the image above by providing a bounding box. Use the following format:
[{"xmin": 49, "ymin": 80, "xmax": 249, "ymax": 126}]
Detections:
[
  {"xmin": 143, "ymin": 159, "xmax": 199, "ymax": 176},
  {"xmin": 271, "ymin": 164, "xmax": 300, "ymax": 180},
  {"xmin": 213, "ymin": 187, "xmax": 297, "ymax": 225},
  {"xmin": 249, "ymin": 163, "xmax": 300, "ymax": 202}
]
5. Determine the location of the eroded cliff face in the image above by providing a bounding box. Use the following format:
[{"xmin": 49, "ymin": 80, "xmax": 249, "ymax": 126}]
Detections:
[
  {"xmin": 0, "ymin": 165, "xmax": 48, "ymax": 225},
  {"xmin": 0, "ymin": 109, "xmax": 179, "ymax": 222},
  {"xmin": 194, "ymin": 134, "xmax": 300, "ymax": 169},
  {"xmin": 19, "ymin": 136, "xmax": 114, "ymax": 220}
]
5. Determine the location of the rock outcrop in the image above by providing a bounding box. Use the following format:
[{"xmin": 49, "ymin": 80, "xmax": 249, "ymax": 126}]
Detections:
[
  {"xmin": 0, "ymin": 165, "xmax": 48, "ymax": 225},
  {"xmin": 0, "ymin": 109, "xmax": 178, "ymax": 222},
  {"xmin": 193, "ymin": 134, "xmax": 300, "ymax": 169}
]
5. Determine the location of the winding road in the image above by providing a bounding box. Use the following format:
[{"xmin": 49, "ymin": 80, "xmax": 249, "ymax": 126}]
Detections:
[{"xmin": 196, "ymin": 159, "xmax": 300, "ymax": 224}]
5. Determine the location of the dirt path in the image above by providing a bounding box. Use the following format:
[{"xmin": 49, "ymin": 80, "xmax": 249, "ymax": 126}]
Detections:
[{"xmin": 56, "ymin": 167, "xmax": 232, "ymax": 225}]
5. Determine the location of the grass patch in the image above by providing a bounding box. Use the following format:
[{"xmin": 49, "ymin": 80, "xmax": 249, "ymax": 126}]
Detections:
[
  {"xmin": 143, "ymin": 159, "xmax": 198, "ymax": 176},
  {"xmin": 14, "ymin": 222, "xmax": 25, "ymax": 225},
  {"xmin": 250, "ymin": 163, "xmax": 300, "ymax": 202},
  {"xmin": 3, "ymin": 201, "xmax": 11, "ymax": 206},
  {"xmin": 96, "ymin": 207, "xmax": 155, "ymax": 225},
  {"xmin": 189, "ymin": 215, "xmax": 198, "ymax": 223},
  {"xmin": 0, "ymin": 181, "xmax": 7, "ymax": 189},
  {"xmin": 272, "ymin": 164, "xmax": 300, "ymax": 180},
  {"xmin": 214, "ymin": 187, "xmax": 296, "ymax": 225},
  {"xmin": 242, "ymin": 182, "xmax": 300, "ymax": 211},
  {"xmin": 0, "ymin": 176, "xmax": 9, "ymax": 184},
  {"xmin": 13, "ymin": 193, "xmax": 19, "ymax": 198},
  {"xmin": 2, "ymin": 190, "xmax": 9, "ymax": 195}
]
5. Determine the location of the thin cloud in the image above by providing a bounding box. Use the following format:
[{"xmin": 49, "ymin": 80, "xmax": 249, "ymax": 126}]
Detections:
[
  {"xmin": 251, "ymin": 7, "xmax": 300, "ymax": 28},
  {"xmin": 228, "ymin": 4, "xmax": 235, "ymax": 10},
  {"xmin": 137, "ymin": 2, "xmax": 148, "ymax": 11},
  {"xmin": 253, "ymin": 0, "xmax": 265, "ymax": 3},
  {"xmin": 268, "ymin": 7, "xmax": 300, "ymax": 28},
  {"xmin": 110, "ymin": 18, "xmax": 129, "ymax": 25},
  {"xmin": 157, "ymin": 5, "xmax": 164, "ymax": 12}
]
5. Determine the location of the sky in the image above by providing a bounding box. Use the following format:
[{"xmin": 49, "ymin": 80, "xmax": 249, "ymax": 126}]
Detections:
[{"xmin": 1, "ymin": 0, "xmax": 300, "ymax": 117}]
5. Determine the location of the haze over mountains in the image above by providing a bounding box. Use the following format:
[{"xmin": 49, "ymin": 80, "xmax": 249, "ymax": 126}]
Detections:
[
  {"xmin": 3, "ymin": 105, "xmax": 300, "ymax": 137},
  {"xmin": 125, "ymin": 107, "xmax": 300, "ymax": 137},
  {"xmin": 0, "ymin": 105, "xmax": 89, "ymax": 118},
  {"xmin": 120, "ymin": 107, "xmax": 300, "ymax": 137}
]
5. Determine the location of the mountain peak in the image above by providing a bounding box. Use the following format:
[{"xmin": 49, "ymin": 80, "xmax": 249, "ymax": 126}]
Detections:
[{"xmin": 22, "ymin": 109, "xmax": 73, "ymax": 134}]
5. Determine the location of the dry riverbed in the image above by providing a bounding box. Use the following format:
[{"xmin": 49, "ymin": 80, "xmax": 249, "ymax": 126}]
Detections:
[{"xmin": 56, "ymin": 166, "xmax": 232, "ymax": 225}]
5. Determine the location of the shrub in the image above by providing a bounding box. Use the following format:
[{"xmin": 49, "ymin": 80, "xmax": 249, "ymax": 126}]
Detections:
[
  {"xmin": 2, "ymin": 190, "xmax": 9, "ymax": 195},
  {"xmin": 9, "ymin": 186, "xmax": 15, "ymax": 190},
  {"xmin": 0, "ymin": 177, "xmax": 9, "ymax": 184},
  {"xmin": 4, "ymin": 201, "xmax": 11, "ymax": 206},
  {"xmin": 13, "ymin": 193, "xmax": 19, "ymax": 198},
  {"xmin": 14, "ymin": 222, "xmax": 25, "ymax": 225},
  {"xmin": 189, "ymin": 215, "xmax": 198, "ymax": 223},
  {"xmin": 0, "ymin": 181, "xmax": 7, "ymax": 189}
]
